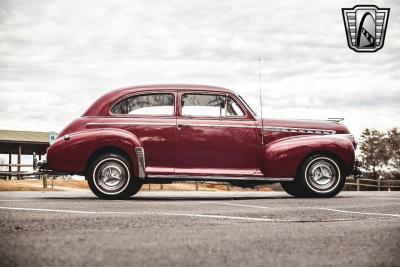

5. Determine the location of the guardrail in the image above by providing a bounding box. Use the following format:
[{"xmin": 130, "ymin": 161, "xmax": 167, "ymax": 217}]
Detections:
[
  {"xmin": 0, "ymin": 163, "xmax": 33, "ymax": 180},
  {"xmin": 0, "ymin": 163, "xmax": 54, "ymax": 189},
  {"xmin": 345, "ymin": 177, "xmax": 400, "ymax": 191},
  {"xmin": 1, "ymin": 165, "xmax": 399, "ymax": 192}
]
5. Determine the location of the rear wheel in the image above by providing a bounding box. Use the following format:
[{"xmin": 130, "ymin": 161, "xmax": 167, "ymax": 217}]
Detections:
[
  {"xmin": 281, "ymin": 154, "xmax": 345, "ymax": 198},
  {"xmin": 87, "ymin": 153, "xmax": 142, "ymax": 199}
]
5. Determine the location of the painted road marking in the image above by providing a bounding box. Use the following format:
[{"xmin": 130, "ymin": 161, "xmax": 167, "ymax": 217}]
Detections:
[
  {"xmin": 316, "ymin": 207, "xmax": 400, "ymax": 218},
  {"xmin": 0, "ymin": 206, "xmax": 277, "ymax": 221},
  {"xmin": 199, "ymin": 201, "xmax": 400, "ymax": 218},
  {"xmin": 200, "ymin": 201, "xmax": 270, "ymax": 209},
  {"xmin": 363, "ymin": 197, "xmax": 400, "ymax": 200},
  {"xmin": 0, "ymin": 206, "xmax": 363, "ymax": 223}
]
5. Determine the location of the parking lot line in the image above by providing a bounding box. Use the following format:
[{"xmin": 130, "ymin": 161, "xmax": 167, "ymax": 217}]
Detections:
[
  {"xmin": 200, "ymin": 201, "xmax": 270, "ymax": 209},
  {"xmin": 0, "ymin": 199, "xmax": 35, "ymax": 202},
  {"xmin": 316, "ymin": 207, "xmax": 400, "ymax": 218},
  {"xmin": 0, "ymin": 206, "xmax": 392, "ymax": 223},
  {"xmin": 0, "ymin": 206, "xmax": 277, "ymax": 222},
  {"xmin": 363, "ymin": 197, "xmax": 400, "ymax": 200},
  {"xmin": 197, "ymin": 201, "xmax": 400, "ymax": 219}
]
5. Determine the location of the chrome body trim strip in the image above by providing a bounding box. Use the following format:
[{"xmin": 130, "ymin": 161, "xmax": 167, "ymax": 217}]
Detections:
[
  {"xmin": 87, "ymin": 122, "xmax": 176, "ymax": 127},
  {"xmin": 327, "ymin": 117, "xmax": 344, "ymax": 123},
  {"xmin": 178, "ymin": 123, "xmax": 256, "ymax": 129},
  {"xmin": 146, "ymin": 175, "xmax": 294, "ymax": 182},
  {"xmin": 180, "ymin": 124, "xmax": 335, "ymax": 134},
  {"xmin": 86, "ymin": 122, "xmax": 335, "ymax": 134},
  {"xmin": 135, "ymin": 147, "xmax": 146, "ymax": 179},
  {"xmin": 262, "ymin": 126, "xmax": 335, "ymax": 135}
]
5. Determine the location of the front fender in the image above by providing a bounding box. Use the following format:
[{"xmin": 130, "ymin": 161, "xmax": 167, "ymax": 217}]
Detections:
[
  {"xmin": 47, "ymin": 128, "xmax": 143, "ymax": 176},
  {"xmin": 262, "ymin": 134, "xmax": 355, "ymax": 178}
]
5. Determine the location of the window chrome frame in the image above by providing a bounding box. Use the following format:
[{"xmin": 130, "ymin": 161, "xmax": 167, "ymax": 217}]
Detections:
[
  {"xmin": 108, "ymin": 91, "xmax": 176, "ymax": 118},
  {"xmin": 179, "ymin": 91, "xmax": 248, "ymax": 119}
]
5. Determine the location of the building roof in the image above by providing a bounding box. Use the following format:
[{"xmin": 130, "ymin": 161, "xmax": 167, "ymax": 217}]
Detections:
[
  {"xmin": 0, "ymin": 130, "xmax": 51, "ymax": 155},
  {"xmin": 0, "ymin": 130, "xmax": 50, "ymax": 144}
]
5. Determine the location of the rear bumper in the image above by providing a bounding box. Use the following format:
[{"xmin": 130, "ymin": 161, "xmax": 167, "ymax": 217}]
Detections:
[
  {"xmin": 33, "ymin": 153, "xmax": 71, "ymax": 176},
  {"xmin": 33, "ymin": 152, "xmax": 50, "ymax": 172}
]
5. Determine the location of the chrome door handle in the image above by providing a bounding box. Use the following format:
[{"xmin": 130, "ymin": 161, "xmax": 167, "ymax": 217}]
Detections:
[{"xmin": 177, "ymin": 124, "xmax": 189, "ymax": 130}]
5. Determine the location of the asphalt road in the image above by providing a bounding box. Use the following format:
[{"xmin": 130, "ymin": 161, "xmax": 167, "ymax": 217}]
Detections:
[{"xmin": 0, "ymin": 190, "xmax": 399, "ymax": 267}]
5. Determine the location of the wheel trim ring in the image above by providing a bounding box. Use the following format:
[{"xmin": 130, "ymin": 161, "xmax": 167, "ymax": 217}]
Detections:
[
  {"xmin": 92, "ymin": 158, "xmax": 131, "ymax": 195},
  {"xmin": 304, "ymin": 157, "xmax": 341, "ymax": 194}
]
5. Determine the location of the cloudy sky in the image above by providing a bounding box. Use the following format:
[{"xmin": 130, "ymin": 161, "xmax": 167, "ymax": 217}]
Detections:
[{"xmin": 0, "ymin": 0, "xmax": 399, "ymax": 140}]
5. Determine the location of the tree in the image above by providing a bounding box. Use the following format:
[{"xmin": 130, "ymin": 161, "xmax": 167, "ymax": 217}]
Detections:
[
  {"xmin": 387, "ymin": 127, "xmax": 400, "ymax": 176},
  {"xmin": 359, "ymin": 128, "xmax": 390, "ymax": 179}
]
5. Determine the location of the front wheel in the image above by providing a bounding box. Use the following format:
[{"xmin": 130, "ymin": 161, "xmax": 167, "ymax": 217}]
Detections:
[
  {"xmin": 87, "ymin": 153, "xmax": 142, "ymax": 199},
  {"xmin": 281, "ymin": 154, "xmax": 346, "ymax": 198}
]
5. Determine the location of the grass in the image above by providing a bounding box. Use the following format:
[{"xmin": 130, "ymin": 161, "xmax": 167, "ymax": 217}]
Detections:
[{"xmin": 0, "ymin": 179, "xmax": 274, "ymax": 192}]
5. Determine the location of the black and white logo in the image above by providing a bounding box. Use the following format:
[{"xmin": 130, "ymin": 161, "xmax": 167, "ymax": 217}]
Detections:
[{"xmin": 342, "ymin": 5, "xmax": 390, "ymax": 52}]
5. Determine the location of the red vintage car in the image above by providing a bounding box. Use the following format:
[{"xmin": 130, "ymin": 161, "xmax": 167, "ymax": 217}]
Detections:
[{"xmin": 35, "ymin": 84, "xmax": 357, "ymax": 199}]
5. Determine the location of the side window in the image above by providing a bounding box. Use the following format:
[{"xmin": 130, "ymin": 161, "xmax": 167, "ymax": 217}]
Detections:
[
  {"xmin": 111, "ymin": 93, "xmax": 174, "ymax": 115},
  {"xmin": 226, "ymin": 97, "xmax": 245, "ymax": 117},
  {"xmin": 181, "ymin": 94, "xmax": 244, "ymax": 117}
]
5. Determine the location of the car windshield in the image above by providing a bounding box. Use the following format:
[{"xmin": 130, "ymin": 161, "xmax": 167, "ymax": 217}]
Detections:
[{"xmin": 238, "ymin": 95, "xmax": 257, "ymax": 117}]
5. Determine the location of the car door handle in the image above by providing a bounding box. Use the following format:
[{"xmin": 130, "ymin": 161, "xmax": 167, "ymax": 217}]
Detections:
[{"xmin": 178, "ymin": 124, "xmax": 190, "ymax": 129}]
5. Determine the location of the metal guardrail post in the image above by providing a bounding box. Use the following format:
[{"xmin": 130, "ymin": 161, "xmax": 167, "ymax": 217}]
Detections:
[
  {"xmin": 17, "ymin": 145, "xmax": 21, "ymax": 180},
  {"xmin": 356, "ymin": 178, "xmax": 360, "ymax": 191},
  {"xmin": 8, "ymin": 153, "xmax": 11, "ymax": 180},
  {"xmin": 378, "ymin": 179, "xmax": 381, "ymax": 191},
  {"xmin": 42, "ymin": 175, "xmax": 47, "ymax": 189}
]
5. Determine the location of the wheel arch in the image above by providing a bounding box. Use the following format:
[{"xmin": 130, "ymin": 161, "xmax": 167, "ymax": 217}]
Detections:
[
  {"xmin": 295, "ymin": 149, "xmax": 349, "ymax": 180},
  {"xmin": 46, "ymin": 128, "xmax": 145, "ymax": 178},
  {"xmin": 263, "ymin": 135, "xmax": 355, "ymax": 179}
]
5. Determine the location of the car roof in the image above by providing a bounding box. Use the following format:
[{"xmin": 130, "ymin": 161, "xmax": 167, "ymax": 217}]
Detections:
[
  {"xmin": 110, "ymin": 84, "xmax": 236, "ymax": 94},
  {"xmin": 83, "ymin": 84, "xmax": 237, "ymax": 116}
]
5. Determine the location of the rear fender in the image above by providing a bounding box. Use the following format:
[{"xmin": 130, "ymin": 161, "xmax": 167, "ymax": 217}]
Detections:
[
  {"xmin": 262, "ymin": 134, "xmax": 355, "ymax": 178},
  {"xmin": 46, "ymin": 128, "xmax": 144, "ymax": 177}
]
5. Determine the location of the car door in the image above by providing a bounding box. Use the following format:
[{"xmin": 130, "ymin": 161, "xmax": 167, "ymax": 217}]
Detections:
[
  {"xmin": 109, "ymin": 91, "xmax": 177, "ymax": 175},
  {"xmin": 175, "ymin": 91, "xmax": 258, "ymax": 176}
]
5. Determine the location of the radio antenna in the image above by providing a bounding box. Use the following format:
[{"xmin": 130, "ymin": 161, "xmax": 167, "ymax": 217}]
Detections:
[{"xmin": 258, "ymin": 58, "xmax": 264, "ymax": 146}]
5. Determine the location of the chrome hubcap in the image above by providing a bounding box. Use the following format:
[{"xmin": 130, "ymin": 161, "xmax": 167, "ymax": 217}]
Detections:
[
  {"xmin": 94, "ymin": 159, "xmax": 128, "ymax": 193},
  {"xmin": 306, "ymin": 158, "xmax": 338, "ymax": 191},
  {"xmin": 100, "ymin": 165, "xmax": 124, "ymax": 187}
]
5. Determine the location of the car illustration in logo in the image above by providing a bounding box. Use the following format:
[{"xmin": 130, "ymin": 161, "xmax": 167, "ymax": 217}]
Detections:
[{"xmin": 342, "ymin": 5, "xmax": 390, "ymax": 52}]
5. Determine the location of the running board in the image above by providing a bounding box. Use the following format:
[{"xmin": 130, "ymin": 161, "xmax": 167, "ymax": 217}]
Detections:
[{"xmin": 145, "ymin": 175, "xmax": 294, "ymax": 183}]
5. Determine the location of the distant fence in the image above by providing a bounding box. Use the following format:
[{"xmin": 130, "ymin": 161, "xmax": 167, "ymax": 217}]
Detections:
[
  {"xmin": 1, "ymin": 164, "xmax": 399, "ymax": 191},
  {"xmin": 0, "ymin": 163, "xmax": 36, "ymax": 179},
  {"xmin": 0, "ymin": 163, "xmax": 58, "ymax": 189},
  {"xmin": 345, "ymin": 177, "xmax": 400, "ymax": 191}
]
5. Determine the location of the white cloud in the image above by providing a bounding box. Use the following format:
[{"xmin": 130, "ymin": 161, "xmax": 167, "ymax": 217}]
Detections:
[{"xmin": 0, "ymin": 0, "xmax": 399, "ymax": 139}]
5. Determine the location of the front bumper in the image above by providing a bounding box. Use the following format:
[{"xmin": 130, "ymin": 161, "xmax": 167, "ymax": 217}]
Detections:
[{"xmin": 353, "ymin": 159, "xmax": 363, "ymax": 178}]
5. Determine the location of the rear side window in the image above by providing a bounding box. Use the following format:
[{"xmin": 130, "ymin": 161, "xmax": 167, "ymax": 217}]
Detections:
[
  {"xmin": 111, "ymin": 93, "xmax": 174, "ymax": 115},
  {"xmin": 181, "ymin": 94, "xmax": 244, "ymax": 117}
]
